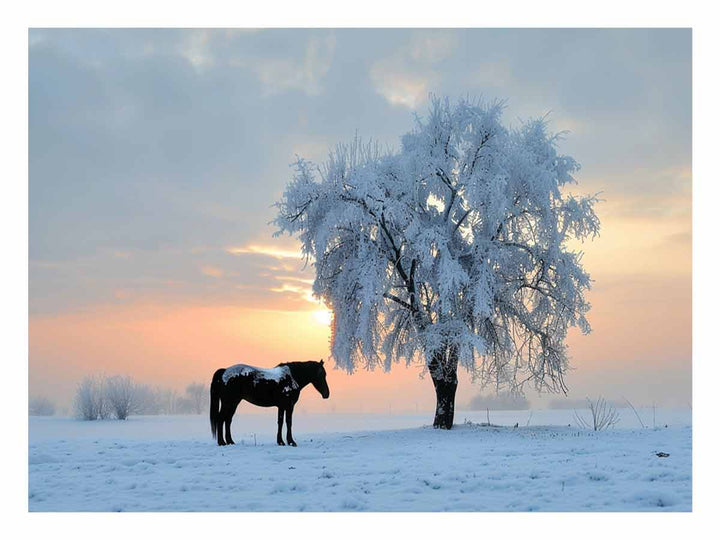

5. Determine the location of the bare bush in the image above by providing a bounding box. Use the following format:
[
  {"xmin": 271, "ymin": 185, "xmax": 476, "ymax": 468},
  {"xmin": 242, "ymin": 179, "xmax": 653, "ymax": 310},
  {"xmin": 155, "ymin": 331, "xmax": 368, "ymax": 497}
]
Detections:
[
  {"xmin": 105, "ymin": 375, "xmax": 141, "ymax": 420},
  {"xmin": 72, "ymin": 375, "xmax": 218, "ymax": 419},
  {"xmin": 574, "ymin": 397, "xmax": 621, "ymax": 431},
  {"xmin": 29, "ymin": 396, "xmax": 56, "ymax": 416},
  {"xmin": 74, "ymin": 375, "xmax": 108, "ymax": 420}
]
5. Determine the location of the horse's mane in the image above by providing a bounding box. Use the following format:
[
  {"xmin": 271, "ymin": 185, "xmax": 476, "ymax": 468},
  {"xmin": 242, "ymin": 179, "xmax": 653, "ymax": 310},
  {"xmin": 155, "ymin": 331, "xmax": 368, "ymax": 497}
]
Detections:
[
  {"xmin": 277, "ymin": 360, "xmax": 321, "ymax": 368},
  {"xmin": 277, "ymin": 361, "xmax": 321, "ymax": 384}
]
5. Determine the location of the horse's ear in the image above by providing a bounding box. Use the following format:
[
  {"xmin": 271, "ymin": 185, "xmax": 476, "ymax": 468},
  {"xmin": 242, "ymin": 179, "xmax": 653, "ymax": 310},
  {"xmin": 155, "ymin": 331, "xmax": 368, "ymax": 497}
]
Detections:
[{"xmin": 320, "ymin": 359, "xmax": 324, "ymax": 365}]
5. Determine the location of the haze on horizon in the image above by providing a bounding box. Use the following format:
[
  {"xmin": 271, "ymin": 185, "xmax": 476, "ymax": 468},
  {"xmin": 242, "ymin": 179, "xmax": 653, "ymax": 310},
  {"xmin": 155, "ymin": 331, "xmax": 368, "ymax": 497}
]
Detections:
[{"xmin": 29, "ymin": 29, "xmax": 691, "ymax": 414}]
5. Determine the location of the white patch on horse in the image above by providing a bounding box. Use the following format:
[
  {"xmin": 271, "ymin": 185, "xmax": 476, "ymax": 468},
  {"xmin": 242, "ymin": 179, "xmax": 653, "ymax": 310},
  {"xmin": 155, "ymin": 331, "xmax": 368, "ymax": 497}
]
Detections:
[
  {"xmin": 222, "ymin": 363, "xmax": 293, "ymax": 385},
  {"xmin": 221, "ymin": 364, "xmax": 254, "ymax": 383}
]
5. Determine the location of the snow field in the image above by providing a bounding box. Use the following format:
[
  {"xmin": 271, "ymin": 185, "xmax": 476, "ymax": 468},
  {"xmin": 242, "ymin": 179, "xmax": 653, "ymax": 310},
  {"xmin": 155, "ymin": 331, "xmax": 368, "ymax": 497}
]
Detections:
[{"xmin": 29, "ymin": 410, "xmax": 691, "ymax": 511}]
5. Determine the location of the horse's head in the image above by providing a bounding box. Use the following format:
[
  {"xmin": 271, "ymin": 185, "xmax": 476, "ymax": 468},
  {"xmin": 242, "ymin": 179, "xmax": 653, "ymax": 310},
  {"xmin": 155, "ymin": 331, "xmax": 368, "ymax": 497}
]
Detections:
[{"xmin": 311, "ymin": 359, "xmax": 330, "ymax": 399}]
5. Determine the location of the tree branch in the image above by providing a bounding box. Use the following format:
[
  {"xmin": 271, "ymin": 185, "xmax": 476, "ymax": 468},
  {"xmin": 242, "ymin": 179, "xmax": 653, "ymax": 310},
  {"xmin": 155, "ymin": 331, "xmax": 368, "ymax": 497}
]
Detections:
[
  {"xmin": 436, "ymin": 168, "xmax": 457, "ymax": 221},
  {"xmin": 383, "ymin": 292, "xmax": 413, "ymax": 311},
  {"xmin": 453, "ymin": 209, "xmax": 471, "ymax": 233}
]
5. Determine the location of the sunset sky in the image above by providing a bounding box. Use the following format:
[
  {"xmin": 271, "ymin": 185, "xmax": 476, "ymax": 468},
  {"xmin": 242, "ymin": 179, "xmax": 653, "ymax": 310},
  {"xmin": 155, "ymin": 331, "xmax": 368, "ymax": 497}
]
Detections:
[{"xmin": 29, "ymin": 28, "xmax": 691, "ymax": 413}]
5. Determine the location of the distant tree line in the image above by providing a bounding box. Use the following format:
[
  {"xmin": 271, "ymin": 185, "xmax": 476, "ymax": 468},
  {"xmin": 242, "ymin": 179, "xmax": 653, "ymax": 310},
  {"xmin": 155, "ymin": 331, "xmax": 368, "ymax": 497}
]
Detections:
[
  {"xmin": 29, "ymin": 396, "xmax": 56, "ymax": 416},
  {"xmin": 467, "ymin": 392, "xmax": 530, "ymax": 411},
  {"xmin": 73, "ymin": 374, "xmax": 209, "ymax": 421}
]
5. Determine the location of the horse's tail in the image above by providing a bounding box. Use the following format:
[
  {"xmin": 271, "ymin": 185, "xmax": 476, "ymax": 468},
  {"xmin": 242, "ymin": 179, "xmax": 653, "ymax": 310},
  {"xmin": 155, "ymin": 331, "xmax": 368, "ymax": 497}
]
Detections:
[{"xmin": 210, "ymin": 368, "xmax": 225, "ymax": 440}]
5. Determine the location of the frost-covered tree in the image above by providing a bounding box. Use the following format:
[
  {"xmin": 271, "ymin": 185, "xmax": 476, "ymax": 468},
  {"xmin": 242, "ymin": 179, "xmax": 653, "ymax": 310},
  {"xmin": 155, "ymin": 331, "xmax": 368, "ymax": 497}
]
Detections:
[
  {"xmin": 74, "ymin": 374, "xmax": 109, "ymax": 421},
  {"xmin": 275, "ymin": 96, "xmax": 599, "ymax": 429},
  {"xmin": 105, "ymin": 375, "xmax": 140, "ymax": 420}
]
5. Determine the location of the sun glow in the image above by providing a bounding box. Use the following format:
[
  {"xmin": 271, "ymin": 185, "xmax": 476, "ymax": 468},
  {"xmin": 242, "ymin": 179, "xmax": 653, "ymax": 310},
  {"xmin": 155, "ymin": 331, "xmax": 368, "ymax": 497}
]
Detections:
[{"xmin": 312, "ymin": 309, "xmax": 333, "ymax": 326}]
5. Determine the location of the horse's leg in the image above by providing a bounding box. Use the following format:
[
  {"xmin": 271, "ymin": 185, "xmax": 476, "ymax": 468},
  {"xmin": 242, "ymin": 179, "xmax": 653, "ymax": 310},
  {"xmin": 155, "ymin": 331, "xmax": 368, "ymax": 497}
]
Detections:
[
  {"xmin": 224, "ymin": 399, "xmax": 240, "ymax": 445},
  {"xmin": 217, "ymin": 401, "xmax": 227, "ymax": 446},
  {"xmin": 285, "ymin": 403, "xmax": 297, "ymax": 447},
  {"xmin": 276, "ymin": 406, "xmax": 286, "ymax": 446}
]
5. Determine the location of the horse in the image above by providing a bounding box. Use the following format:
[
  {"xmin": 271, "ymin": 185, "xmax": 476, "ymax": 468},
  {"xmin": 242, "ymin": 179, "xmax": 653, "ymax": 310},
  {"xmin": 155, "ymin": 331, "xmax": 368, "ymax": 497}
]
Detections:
[{"xmin": 209, "ymin": 360, "xmax": 330, "ymax": 447}]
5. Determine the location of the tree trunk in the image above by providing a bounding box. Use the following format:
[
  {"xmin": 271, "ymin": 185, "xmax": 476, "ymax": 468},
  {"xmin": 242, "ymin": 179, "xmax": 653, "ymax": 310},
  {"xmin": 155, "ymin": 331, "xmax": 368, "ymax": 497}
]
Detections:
[
  {"xmin": 431, "ymin": 376, "xmax": 458, "ymax": 429},
  {"xmin": 428, "ymin": 344, "xmax": 459, "ymax": 429}
]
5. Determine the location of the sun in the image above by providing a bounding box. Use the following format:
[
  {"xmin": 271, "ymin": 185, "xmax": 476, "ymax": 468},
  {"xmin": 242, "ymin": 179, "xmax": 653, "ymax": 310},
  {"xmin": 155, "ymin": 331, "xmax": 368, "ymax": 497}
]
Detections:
[{"xmin": 312, "ymin": 309, "xmax": 333, "ymax": 326}]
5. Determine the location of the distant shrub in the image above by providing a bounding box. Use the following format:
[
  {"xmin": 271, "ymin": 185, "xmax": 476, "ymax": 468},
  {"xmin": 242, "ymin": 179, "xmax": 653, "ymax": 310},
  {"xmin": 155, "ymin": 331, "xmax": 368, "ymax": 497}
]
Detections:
[
  {"xmin": 467, "ymin": 392, "xmax": 530, "ymax": 411},
  {"xmin": 72, "ymin": 373, "xmax": 212, "ymax": 418},
  {"xmin": 73, "ymin": 375, "xmax": 109, "ymax": 420},
  {"xmin": 29, "ymin": 396, "xmax": 56, "ymax": 416},
  {"xmin": 105, "ymin": 375, "xmax": 141, "ymax": 420},
  {"xmin": 573, "ymin": 397, "xmax": 621, "ymax": 431}
]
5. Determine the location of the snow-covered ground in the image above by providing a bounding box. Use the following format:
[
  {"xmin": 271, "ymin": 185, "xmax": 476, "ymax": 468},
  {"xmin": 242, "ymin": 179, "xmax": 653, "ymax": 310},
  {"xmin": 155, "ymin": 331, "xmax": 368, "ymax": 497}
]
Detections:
[{"xmin": 28, "ymin": 408, "xmax": 691, "ymax": 511}]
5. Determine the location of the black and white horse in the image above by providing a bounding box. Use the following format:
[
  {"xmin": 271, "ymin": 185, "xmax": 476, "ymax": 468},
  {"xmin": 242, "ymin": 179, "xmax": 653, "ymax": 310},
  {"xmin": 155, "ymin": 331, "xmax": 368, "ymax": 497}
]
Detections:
[{"xmin": 210, "ymin": 360, "xmax": 330, "ymax": 446}]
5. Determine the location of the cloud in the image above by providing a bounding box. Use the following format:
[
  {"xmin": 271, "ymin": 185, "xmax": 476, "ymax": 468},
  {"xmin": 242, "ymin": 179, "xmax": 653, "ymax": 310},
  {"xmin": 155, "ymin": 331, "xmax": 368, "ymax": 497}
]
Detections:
[
  {"xmin": 180, "ymin": 30, "xmax": 215, "ymax": 70},
  {"xmin": 291, "ymin": 138, "xmax": 332, "ymax": 164},
  {"xmin": 660, "ymin": 230, "xmax": 692, "ymax": 247},
  {"xmin": 273, "ymin": 275, "xmax": 314, "ymax": 285},
  {"xmin": 28, "ymin": 29, "xmax": 691, "ymax": 328},
  {"xmin": 368, "ymin": 30, "xmax": 461, "ymax": 109},
  {"xmin": 370, "ymin": 61, "xmax": 433, "ymax": 109},
  {"xmin": 228, "ymin": 33, "xmax": 337, "ymax": 96},
  {"xmin": 366, "ymin": 31, "xmax": 464, "ymax": 110},
  {"xmin": 113, "ymin": 289, "xmax": 132, "ymax": 300},
  {"xmin": 582, "ymin": 165, "xmax": 691, "ymax": 222},
  {"xmin": 226, "ymin": 245, "xmax": 304, "ymax": 260},
  {"xmin": 200, "ymin": 265, "xmax": 224, "ymax": 278},
  {"xmin": 409, "ymin": 31, "xmax": 459, "ymax": 63},
  {"xmin": 464, "ymin": 60, "xmax": 515, "ymax": 90},
  {"xmin": 29, "ymin": 242, "xmax": 320, "ymax": 316},
  {"xmin": 269, "ymin": 282, "xmax": 316, "ymax": 304}
]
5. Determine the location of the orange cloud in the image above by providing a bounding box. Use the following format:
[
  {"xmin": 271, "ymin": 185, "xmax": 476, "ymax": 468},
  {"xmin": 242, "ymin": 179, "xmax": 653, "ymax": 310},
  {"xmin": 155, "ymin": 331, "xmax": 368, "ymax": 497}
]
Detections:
[
  {"xmin": 269, "ymin": 282, "xmax": 316, "ymax": 304},
  {"xmin": 226, "ymin": 244, "xmax": 304, "ymax": 260},
  {"xmin": 200, "ymin": 265, "xmax": 224, "ymax": 278}
]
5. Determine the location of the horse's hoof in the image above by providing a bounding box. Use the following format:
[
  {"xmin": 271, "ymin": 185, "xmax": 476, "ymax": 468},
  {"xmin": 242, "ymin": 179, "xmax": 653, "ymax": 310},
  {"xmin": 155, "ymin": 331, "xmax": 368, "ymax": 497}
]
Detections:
[
  {"xmin": 218, "ymin": 441, "xmax": 226, "ymax": 446},
  {"xmin": 277, "ymin": 441, "xmax": 286, "ymax": 446},
  {"xmin": 289, "ymin": 441, "xmax": 297, "ymax": 447},
  {"xmin": 227, "ymin": 441, "xmax": 235, "ymax": 445}
]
